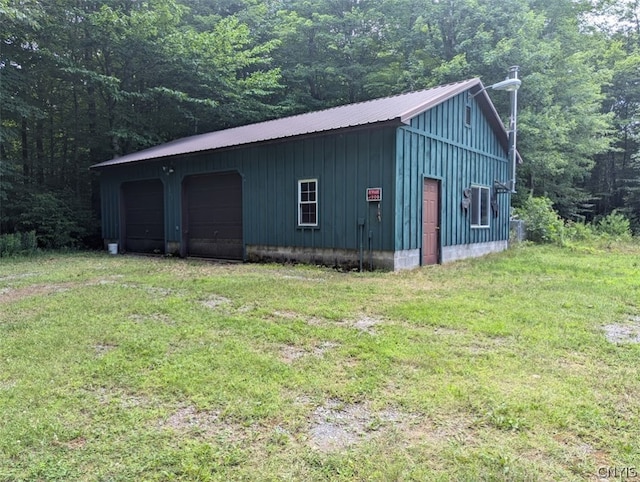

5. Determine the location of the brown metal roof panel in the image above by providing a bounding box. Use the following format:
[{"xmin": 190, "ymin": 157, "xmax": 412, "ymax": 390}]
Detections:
[{"xmin": 91, "ymin": 79, "xmax": 483, "ymax": 169}]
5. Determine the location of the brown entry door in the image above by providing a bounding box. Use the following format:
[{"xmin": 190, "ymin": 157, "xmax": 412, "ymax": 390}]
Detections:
[
  {"xmin": 183, "ymin": 172, "xmax": 243, "ymax": 259},
  {"xmin": 422, "ymin": 178, "xmax": 440, "ymax": 265}
]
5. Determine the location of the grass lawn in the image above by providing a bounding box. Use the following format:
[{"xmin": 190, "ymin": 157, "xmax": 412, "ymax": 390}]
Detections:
[{"xmin": 1, "ymin": 243, "xmax": 639, "ymax": 481}]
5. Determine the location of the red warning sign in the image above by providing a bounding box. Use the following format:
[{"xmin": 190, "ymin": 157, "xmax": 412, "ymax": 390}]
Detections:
[{"xmin": 366, "ymin": 187, "xmax": 382, "ymax": 202}]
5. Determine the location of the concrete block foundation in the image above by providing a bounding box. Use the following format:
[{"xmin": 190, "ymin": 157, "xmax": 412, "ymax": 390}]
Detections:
[
  {"xmin": 246, "ymin": 245, "xmax": 420, "ymax": 271},
  {"xmin": 247, "ymin": 243, "xmax": 507, "ymax": 270},
  {"xmin": 441, "ymin": 240, "xmax": 508, "ymax": 264}
]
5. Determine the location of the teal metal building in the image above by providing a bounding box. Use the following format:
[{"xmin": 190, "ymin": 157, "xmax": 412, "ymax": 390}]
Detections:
[{"xmin": 91, "ymin": 78, "xmax": 514, "ymax": 270}]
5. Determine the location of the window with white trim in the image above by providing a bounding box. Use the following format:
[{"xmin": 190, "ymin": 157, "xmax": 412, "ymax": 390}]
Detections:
[
  {"xmin": 470, "ymin": 186, "xmax": 490, "ymax": 228},
  {"xmin": 298, "ymin": 179, "xmax": 318, "ymax": 226}
]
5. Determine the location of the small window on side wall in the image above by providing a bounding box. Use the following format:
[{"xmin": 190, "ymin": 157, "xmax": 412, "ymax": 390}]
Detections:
[
  {"xmin": 465, "ymin": 103, "xmax": 472, "ymax": 127},
  {"xmin": 471, "ymin": 186, "xmax": 490, "ymax": 228},
  {"xmin": 298, "ymin": 179, "xmax": 318, "ymax": 226}
]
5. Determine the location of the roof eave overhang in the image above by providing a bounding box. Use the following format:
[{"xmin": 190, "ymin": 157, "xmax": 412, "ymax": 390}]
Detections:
[
  {"xmin": 90, "ymin": 119, "xmax": 404, "ymax": 170},
  {"xmin": 399, "ymin": 79, "xmax": 483, "ymax": 123}
]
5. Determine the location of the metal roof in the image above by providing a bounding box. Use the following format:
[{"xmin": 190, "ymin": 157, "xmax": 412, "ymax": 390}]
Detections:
[{"xmin": 91, "ymin": 78, "xmax": 505, "ymax": 169}]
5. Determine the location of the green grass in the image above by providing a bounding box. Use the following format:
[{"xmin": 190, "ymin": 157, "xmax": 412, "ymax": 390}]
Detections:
[{"xmin": 1, "ymin": 243, "xmax": 639, "ymax": 481}]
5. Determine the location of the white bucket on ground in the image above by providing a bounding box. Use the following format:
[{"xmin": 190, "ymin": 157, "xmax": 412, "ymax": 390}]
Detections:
[{"xmin": 108, "ymin": 243, "xmax": 118, "ymax": 255}]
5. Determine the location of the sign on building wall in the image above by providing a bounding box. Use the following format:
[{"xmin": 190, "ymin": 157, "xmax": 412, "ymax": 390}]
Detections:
[{"xmin": 366, "ymin": 188, "xmax": 382, "ymax": 202}]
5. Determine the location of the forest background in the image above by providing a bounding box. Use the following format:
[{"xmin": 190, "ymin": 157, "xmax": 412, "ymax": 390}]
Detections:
[{"xmin": 1, "ymin": 0, "xmax": 639, "ymax": 248}]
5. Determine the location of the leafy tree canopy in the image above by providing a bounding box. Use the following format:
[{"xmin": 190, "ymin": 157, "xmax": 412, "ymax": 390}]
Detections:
[{"xmin": 1, "ymin": 0, "xmax": 639, "ymax": 243}]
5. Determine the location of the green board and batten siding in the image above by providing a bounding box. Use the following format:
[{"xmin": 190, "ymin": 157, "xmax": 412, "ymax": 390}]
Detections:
[
  {"xmin": 394, "ymin": 91, "xmax": 510, "ymax": 253},
  {"xmin": 95, "ymin": 81, "xmax": 511, "ymax": 268},
  {"xmin": 98, "ymin": 126, "xmax": 399, "ymax": 255}
]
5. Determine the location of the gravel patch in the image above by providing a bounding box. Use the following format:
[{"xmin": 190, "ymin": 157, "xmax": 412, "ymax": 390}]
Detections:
[
  {"xmin": 0, "ymin": 273, "xmax": 37, "ymax": 282},
  {"xmin": 272, "ymin": 310, "xmax": 301, "ymax": 320},
  {"xmin": 201, "ymin": 295, "xmax": 232, "ymax": 309},
  {"xmin": 604, "ymin": 320, "xmax": 640, "ymax": 344},
  {"xmin": 313, "ymin": 341, "xmax": 340, "ymax": 356},
  {"xmin": 281, "ymin": 345, "xmax": 307, "ymax": 363},
  {"xmin": 92, "ymin": 387, "xmax": 156, "ymax": 409},
  {"xmin": 0, "ymin": 380, "xmax": 17, "ymax": 390},
  {"xmin": 604, "ymin": 317, "xmax": 640, "ymax": 344},
  {"xmin": 271, "ymin": 310, "xmax": 330, "ymax": 326},
  {"xmin": 93, "ymin": 343, "xmax": 118, "ymax": 357},
  {"xmin": 280, "ymin": 341, "xmax": 340, "ymax": 363},
  {"xmin": 352, "ymin": 315, "xmax": 382, "ymax": 334},
  {"xmin": 0, "ymin": 283, "xmax": 77, "ymax": 304},
  {"xmin": 129, "ymin": 313, "xmax": 174, "ymax": 325},
  {"xmin": 163, "ymin": 406, "xmax": 221, "ymax": 431},
  {"xmin": 308, "ymin": 399, "xmax": 409, "ymax": 452},
  {"xmin": 159, "ymin": 405, "xmax": 249, "ymax": 440}
]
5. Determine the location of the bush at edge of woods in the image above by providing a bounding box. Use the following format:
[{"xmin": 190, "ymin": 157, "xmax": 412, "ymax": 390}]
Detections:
[
  {"xmin": 0, "ymin": 231, "xmax": 38, "ymax": 257},
  {"xmin": 515, "ymin": 197, "xmax": 633, "ymax": 245}
]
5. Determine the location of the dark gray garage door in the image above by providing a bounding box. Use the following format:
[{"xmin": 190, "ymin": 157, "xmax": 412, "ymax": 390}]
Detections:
[
  {"xmin": 121, "ymin": 179, "xmax": 165, "ymax": 254},
  {"xmin": 183, "ymin": 172, "xmax": 243, "ymax": 259}
]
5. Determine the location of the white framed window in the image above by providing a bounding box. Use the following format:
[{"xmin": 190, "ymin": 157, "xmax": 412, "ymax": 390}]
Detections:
[
  {"xmin": 298, "ymin": 179, "xmax": 318, "ymax": 226},
  {"xmin": 471, "ymin": 185, "xmax": 490, "ymax": 228}
]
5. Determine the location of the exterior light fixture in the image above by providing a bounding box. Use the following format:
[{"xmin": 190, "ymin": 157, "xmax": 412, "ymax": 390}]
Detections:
[
  {"xmin": 490, "ymin": 77, "xmax": 521, "ymax": 92},
  {"xmin": 472, "ymin": 66, "xmax": 521, "ymax": 193}
]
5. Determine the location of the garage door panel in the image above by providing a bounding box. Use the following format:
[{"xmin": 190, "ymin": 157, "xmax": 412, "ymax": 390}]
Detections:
[
  {"xmin": 189, "ymin": 223, "xmax": 242, "ymax": 239},
  {"xmin": 209, "ymin": 210, "xmax": 242, "ymax": 225},
  {"xmin": 126, "ymin": 223, "xmax": 163, "ymax": 239},
  {"xmin": 121, "ymin": 179, "xmax": 165, "ymax": 254},
  {"xmin": 126, "ymin": 209, "xmax": 163, "ymax": 226},
  {"xmin": 187, "ymin": 239, "xmax": 242, "ymax": 259},
  {"xmin": 183, "ymin": 172, "xmax": 243, "ymax": 259}
]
